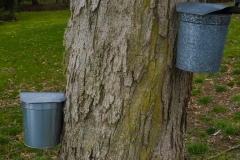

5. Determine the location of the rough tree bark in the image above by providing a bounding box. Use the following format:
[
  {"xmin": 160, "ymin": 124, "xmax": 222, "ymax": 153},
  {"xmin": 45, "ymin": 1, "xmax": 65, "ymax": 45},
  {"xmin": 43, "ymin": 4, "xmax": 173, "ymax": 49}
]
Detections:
[{"xmin": 61, "ymin": 0, "xmax": 193, "ymax": 159}]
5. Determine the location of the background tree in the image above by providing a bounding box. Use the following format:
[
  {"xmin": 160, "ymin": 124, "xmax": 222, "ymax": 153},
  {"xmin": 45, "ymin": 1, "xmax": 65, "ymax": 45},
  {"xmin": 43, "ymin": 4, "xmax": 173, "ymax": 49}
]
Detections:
[
  {"xmin": 61, "ymin": 0, "xmax": 193, "ymax": 159},
  {"xmin": 31, "ymin": 0, "xmax": 39, "ymax": 5},
  {"xmin": 0, "ymin": 0, "xmax": 15, "ymax": 10},
  {"xmin": 62, "ymin": 0, "xmax": 69, "ymax": 5},
  {"xmin": 0, "ymin": 0, "xmax": 16, "ymax": 21}
]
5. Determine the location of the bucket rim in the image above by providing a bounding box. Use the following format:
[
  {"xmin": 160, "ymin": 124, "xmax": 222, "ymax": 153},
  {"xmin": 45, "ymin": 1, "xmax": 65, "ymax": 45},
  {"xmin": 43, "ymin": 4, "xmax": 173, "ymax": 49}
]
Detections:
[{"xmin": 19, "ymin": 92, "xmax": 66, "ymax": 103}]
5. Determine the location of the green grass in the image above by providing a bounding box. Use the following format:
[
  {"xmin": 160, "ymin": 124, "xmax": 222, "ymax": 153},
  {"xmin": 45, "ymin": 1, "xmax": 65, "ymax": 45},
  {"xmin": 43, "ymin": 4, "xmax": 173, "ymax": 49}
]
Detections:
[
  {"xmin": 0, "ymin": 11, "xmax": 70, "ymax": 101},
  {"xmin": 231, "ymin": 69, "xmax": 240, "ymax": 75},
  {"xmin": 227, "ymin": 81, "xmax": 235, "ymax": 87},
  {"xmin": 235, "ymin": 77, "xmax": 240, "ymax": 85},
  {"xmin": 193, "ymin": 77, "xmax": 204, "ymax": 84},
  {"xmin": 220, "ymin": 65, "xmax": 228, "ymax": 73},
  {"xmin": 232, "ymin": 111, "xmax": 240, "ymax": 122},
  {"xmin": 196, "ymin": 96, "xmax": 213, "ymax": 105},
  {"xmin": 232, "ymin": 94, "xmax": 240, "ymax": 105},
  {"xmin": 0, "ymin": 10, "xmax": 70, "ymax": 159},
  {"xmin": 191, "ymin": 89, "xmax": 201, "ymax": 96},
  {"xmin": 0, "ymin": 11, "xmax": 69, "ymax": 98},
  {"xmin": 214, "ymin": 85, "xmax": 227, "ymax": 92},
  {"xmin": 211, "ymin": 105, "xmax": 227, "ymax": 113},
  {"xmin": 214, "ymin": 119, "xmax": 229, "ymax": 129},
  {"xmin": 223, "ymin": 15, "xmax": 240, "ymax": 59},
  {"xmin": 198, "ymin": 131, "xmax": 207, "ymax": 139},
  {"xmin": 205, "ymin": 127, "xmax": 217, "ymax": 135},
  {"xmin": 207, "ymin": 72, "xmax": 221, "ymax": 78},
  {"xmin": 199, "ymin": 116, "xmax": 212, "ymax": 123},
  {"xmin": 222, "ymin": 125, "xmax": 239, "ymax": 136},
  {"xmin": 186, "ymin": 141, "xmax": 209, "ymax": 155},
  {"xmin": 214, "ymin": 120, "xmax": 240, "ymax": 137}
]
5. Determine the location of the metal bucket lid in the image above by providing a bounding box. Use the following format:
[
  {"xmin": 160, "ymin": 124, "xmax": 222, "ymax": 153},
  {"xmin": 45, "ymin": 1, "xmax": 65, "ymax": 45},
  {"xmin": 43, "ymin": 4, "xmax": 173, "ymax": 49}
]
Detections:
[
  {"xmin": 20, "ymin": 92, "xmax": 66, "ymax": 103},
  {"xmin": 176, "ymin": 2, "xmax": 240, "ymax": 15}
]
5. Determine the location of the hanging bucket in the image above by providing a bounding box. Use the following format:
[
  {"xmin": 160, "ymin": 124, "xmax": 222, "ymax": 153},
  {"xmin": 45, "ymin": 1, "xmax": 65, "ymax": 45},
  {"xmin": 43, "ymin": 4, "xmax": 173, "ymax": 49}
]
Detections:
[
  {"xmin": 176, "ymin": 2, "xmax": 240, "ymax": 73},
  {"xmin": 20, "ymin": 92, "xmax": 66, "ymax": 149}
]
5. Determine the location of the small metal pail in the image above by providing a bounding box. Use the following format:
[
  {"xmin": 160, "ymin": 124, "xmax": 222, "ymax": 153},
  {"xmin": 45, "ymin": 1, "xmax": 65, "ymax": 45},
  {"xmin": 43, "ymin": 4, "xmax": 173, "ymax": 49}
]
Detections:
[
  {"xmin": 20, "ymin": 92, "xmax": 65, "ymax": 149},
  {"xmin": 176, "ymin": 2, "xmax": 240, "ymax": 73}
]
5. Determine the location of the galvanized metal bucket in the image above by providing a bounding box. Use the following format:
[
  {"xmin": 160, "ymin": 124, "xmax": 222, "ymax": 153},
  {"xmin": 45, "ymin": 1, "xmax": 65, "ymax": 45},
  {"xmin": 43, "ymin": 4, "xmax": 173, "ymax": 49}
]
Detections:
[
  {"xmin": 20, "ymin": 92, "xmax": 66, "ymax": 149},
  {"xmin": 176, "ymin": 2, "xmax": 240, "ymax": 73}
]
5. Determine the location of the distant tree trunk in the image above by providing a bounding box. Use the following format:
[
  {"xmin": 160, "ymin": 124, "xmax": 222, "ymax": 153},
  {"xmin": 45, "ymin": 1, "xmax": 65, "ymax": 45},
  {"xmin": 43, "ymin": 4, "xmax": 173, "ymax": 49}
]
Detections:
[
  {"xmin": 62, "ymin": 0, "xmax": 69, "ymax": 5},
  {"xmin": 1, "ymin": 0, "xmax": 15, "ymax": 11},
  {"xmin": 17, "ymin": 0, "xmax": 23, "ymax": 6},
  {"xmin": 0, "ymin": 0, "xmax": 16, "ymax": 21},
  {"xmin": 32, "ymin": 0, "xmax": 38, "ymax": 5},
  {"xmin": 61, "ymin": 0, "xmax": 193, "ymax": 159}
]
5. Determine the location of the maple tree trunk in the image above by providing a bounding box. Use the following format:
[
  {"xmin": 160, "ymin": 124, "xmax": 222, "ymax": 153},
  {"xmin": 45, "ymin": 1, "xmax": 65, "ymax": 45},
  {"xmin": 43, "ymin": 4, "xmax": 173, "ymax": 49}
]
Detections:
[{"xmin": 61, "ymin": 0, "xmax": 193, "ymax": 159}]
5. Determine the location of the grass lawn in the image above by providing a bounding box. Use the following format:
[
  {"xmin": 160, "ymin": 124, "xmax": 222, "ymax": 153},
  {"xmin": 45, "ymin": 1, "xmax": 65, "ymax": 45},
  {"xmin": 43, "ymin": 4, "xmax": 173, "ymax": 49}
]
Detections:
[{"xmin": 0, "ymin": 11, "xmax": 70, "ymax": 159}]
